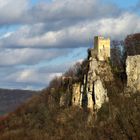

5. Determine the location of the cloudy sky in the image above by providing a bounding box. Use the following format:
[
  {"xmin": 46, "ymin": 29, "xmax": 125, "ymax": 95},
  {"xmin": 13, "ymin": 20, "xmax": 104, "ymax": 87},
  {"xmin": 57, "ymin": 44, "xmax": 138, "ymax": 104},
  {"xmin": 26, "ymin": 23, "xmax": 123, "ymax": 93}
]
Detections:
[{"xmin": 0, "ymin": 0, "xmax": 140, "ymax": 90}]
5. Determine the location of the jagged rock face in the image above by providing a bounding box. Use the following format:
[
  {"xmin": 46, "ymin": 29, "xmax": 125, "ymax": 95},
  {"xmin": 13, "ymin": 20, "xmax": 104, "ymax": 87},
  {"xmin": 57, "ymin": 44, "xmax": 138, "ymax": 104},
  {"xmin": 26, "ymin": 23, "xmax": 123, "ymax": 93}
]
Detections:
[
  {"xmin": 72, "ymin": 83, "xmax": 82, "ymax": 106},
  {"xmin": 86, "ymin": 58, "xmax": 98, "ymax": 110},
  {"xmin": 126, "ymin": 55, "xmax": 140, "ymax": 92},
  {"xmin": 85, "ymin": 57, "xmax": 110, "ymax": 111},
  {"xmin": 94, "ymin": 79, "xmax": 109, "ymax": 110},
  {"xmin": 59, "ymin": 51, "xmax": 112, "ymax": 111},
  {"xmin": 89, "ymin": 57, "xmax": 98, "ymax": 80}
]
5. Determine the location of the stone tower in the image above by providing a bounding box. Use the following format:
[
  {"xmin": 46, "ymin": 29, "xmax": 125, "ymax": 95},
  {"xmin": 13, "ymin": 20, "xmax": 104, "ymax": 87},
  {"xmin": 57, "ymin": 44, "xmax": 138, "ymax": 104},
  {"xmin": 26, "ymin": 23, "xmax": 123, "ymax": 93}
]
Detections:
[{"xmin": 94, "ymin": 36, "xmax": 110, "ymax": 61}]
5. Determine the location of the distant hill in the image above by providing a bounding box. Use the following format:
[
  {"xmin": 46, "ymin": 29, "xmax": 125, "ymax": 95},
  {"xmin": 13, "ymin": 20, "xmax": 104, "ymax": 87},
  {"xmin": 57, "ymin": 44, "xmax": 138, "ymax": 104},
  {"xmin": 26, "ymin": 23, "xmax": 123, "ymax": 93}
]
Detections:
[{"xmin": 0, "ymin": 88, "xmax": 39, "ymax": 115}]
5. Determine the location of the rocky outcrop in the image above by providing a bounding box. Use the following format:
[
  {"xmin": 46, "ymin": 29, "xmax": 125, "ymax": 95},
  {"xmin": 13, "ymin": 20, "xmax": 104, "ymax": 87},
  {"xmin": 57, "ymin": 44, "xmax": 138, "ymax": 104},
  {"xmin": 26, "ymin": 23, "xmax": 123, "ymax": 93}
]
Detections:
[
  {"xmin": 59, "ymin": 54, "xmax": 113, "ymax": 112},
  {"xmin": 59, "ymin": 53, "xmax": 140, "ymax": 112},
  {"xmin": 126, "ymin": 55, "xmax": 140, "ymax": 92},
  {"xmin": 58, "ymin": 36, "xmax": 115, "ymax": 112},
  {"xmin": 72, "ymin": 83, "xmax": 82, "ymax": 107},
  {"xmin": 86, "ymin": 57, "xmax": 98, "ymax": 110},
  {"xmin": 83, "ymin": 55, "xmax": 112, "ymax": 111},
  {"xmin": 94, "ymin": 78, "xmax": 108, "ymax": 110}
]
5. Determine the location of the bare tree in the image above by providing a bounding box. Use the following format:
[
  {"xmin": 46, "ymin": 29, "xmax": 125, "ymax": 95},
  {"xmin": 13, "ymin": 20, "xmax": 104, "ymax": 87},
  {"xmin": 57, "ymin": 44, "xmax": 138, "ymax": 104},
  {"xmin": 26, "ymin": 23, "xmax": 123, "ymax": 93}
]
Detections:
[
  {"xmin": 125, "ymin": 33, "xmax": 140, "ymax": 56},
  {"xmin": 111, "ymin": 40, "xmax": 125, "ymax": 72}
]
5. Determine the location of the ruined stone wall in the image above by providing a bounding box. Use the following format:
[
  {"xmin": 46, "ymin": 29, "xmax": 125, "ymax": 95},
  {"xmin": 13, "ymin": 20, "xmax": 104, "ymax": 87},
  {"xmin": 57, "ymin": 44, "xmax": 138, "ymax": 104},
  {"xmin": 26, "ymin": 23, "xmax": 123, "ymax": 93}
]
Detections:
[
  {"xmin": 126, "ymin": 55, "xmax": 140, "ymax": 92},
  {"xmin": 94, "ymin": 36, "xmax": 110, "ymax": 61},
  {"xmin": 59, "ymin": 38, "xmax": 112, "ymax": 111}
]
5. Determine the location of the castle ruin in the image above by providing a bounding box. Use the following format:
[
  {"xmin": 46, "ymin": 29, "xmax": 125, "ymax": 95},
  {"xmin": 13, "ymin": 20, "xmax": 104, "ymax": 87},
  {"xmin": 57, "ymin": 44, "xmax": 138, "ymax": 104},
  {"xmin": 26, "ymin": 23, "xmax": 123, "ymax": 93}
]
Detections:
[
  {"xmin": 70, "ymin": 36, "xmax": 111, "ymax": 111},
  {"xmin": 59, "ymin": 33, "xmax": 140, "ymax": 114},
  {"xmin": 94, "ymin": 36, "xmax": 110, "ymax": 61}
]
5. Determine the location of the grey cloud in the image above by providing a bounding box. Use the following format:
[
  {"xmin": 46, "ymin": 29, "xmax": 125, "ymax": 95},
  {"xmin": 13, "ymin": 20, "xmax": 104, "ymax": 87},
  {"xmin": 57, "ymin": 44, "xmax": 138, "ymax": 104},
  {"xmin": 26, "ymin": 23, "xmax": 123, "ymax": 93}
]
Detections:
[
  {"xmin": 0, "ymin": 0, "xmax": 121, "ymax": 27},
  {"xmin": 0, "ymin": 48, "xmax": 71, "ymax": 66},
  {"xmin": 0, "ymin": 0, "xmax": 134, "ymax": 50},
  {"xmin": 16, "ymin": 0, "xmax": 122, "ymax": 36},
  {"xmin": 0, "ymin": 58, "xmax": 80, "ymax": 90},
  {"xmin": 1, "ymin": 12, "xmax": 140, "ymax": 49},
  {"xmin": 0, "ymin": 0, "xmax": 28, "ymax": 25},
  {"xmin": 24, "ymin": 0, "xmax": 121, "ymax": 23},
  {"xmin": 2, "ymin": 66, "xmax": 63, "ymax": 90}
]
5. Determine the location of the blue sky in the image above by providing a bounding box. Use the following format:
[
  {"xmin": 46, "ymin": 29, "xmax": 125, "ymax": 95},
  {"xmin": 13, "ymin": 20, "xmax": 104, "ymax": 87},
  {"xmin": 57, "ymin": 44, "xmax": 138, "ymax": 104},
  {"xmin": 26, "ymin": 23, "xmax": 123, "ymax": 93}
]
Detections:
[
  {"xmin": 105, "ymin": 0, "xmax": 138, "ymax": 8},
  {"xmin": 0, "ymin": 0, "xmax": 139, "ymax": 90}
]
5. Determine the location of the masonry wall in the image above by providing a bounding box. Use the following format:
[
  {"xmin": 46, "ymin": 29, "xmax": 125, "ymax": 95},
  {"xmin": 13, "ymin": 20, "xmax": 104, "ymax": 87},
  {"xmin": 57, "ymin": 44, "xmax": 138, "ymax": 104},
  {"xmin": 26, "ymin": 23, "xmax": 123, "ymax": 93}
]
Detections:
[{"xmin": 94, "ymin": 36, "xmax": 110, "ymax": 61}]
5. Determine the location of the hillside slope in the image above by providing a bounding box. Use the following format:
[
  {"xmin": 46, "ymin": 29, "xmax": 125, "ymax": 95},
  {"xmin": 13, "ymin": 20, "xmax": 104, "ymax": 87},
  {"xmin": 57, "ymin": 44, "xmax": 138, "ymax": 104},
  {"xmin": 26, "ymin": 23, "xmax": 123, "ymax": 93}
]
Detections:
[{"xmin": 0, "ymin": 89, "xmax": 39, "ymax": 115}]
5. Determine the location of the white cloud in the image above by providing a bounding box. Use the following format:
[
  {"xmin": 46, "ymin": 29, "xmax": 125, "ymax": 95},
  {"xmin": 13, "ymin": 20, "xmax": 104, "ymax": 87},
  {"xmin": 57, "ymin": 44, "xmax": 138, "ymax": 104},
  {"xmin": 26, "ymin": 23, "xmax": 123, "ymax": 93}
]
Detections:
[
  {"xmin": 1, "ymin": 12, "xmax": 140, "ymax": 49},
  {"xmin": 0, "ymin": 0, "xmax": 120, "ymax": 26},
  {"xmin": 0, "ymin": 32, "xmax": 14, "ymax": 39},
  {"xmin": 95, "ymin": 12, "xmax": 140, "ymax": 39},
  {"xmin": 25, "ymin": 0, "xmax": 120, "ymax": 23}
]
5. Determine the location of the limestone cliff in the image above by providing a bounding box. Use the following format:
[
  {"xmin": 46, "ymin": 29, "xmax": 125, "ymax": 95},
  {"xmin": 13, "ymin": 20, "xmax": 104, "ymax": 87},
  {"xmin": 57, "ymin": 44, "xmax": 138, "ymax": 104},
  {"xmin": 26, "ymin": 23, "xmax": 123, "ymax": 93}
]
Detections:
[
  {"xmin": 59, "ymin": 35, "xmax": 140, "ymax": 113},
  {"xmin": 72, "ymin": 83, "xmax": 82, "ymax": 106},
  {"xmin": 126, "ymin": 55, "xmax": 140, "ymax": 92},
  {"xmin": 81, "ymin": 51, "xmax": 113, "ymax": 111},
  {"xmin": 68, "ymin": 49, "xmax": 114, "ymax": 112}
]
